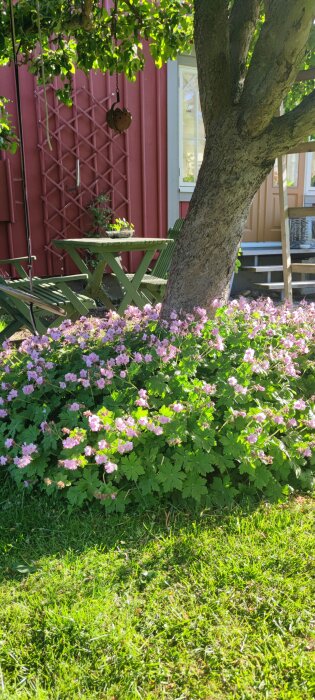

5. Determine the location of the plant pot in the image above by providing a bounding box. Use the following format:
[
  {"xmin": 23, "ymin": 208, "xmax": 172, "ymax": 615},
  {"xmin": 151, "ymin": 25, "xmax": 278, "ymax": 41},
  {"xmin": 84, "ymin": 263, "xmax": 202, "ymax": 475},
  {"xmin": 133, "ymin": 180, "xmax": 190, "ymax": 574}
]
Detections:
[{"xmin": 106, "ymin": 229, "xmax": 134, "ymax": 239}]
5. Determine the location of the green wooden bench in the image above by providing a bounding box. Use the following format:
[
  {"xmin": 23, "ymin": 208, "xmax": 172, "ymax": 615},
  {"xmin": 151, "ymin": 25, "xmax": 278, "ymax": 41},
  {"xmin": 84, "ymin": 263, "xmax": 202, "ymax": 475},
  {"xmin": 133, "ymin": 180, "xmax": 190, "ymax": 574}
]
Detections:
[
  {"xmin": 0, "ymin": 256, "xmax": 96, "ymax": 342},
  {"xmin": 126, "ymin": 219, "xmax": 184, "ymax": 302}
]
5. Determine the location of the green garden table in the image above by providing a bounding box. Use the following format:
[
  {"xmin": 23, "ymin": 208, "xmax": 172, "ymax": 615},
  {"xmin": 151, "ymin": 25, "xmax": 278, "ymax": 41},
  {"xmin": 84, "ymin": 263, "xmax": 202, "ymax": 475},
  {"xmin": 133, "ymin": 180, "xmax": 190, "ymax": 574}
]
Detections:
[{"xmin": 53, "ymin": 237, "xmax": 172, "ymax": 313}]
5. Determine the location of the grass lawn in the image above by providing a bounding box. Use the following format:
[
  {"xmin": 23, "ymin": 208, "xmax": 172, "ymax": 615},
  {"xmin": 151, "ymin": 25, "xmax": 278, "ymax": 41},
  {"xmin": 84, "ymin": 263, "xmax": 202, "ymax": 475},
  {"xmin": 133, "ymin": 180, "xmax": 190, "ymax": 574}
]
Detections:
[{"xmin": 0, "ymin": 486, "xmax": 313, "ymax": 699}]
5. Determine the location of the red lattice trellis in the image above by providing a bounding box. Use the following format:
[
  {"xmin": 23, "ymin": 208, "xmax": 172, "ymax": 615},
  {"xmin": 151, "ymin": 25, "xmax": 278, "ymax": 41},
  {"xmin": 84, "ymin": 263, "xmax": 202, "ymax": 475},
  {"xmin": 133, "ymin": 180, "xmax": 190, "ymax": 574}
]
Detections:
[{"xmin": 35, "ymin": 71, "xmax": 130, "ymax": 275}]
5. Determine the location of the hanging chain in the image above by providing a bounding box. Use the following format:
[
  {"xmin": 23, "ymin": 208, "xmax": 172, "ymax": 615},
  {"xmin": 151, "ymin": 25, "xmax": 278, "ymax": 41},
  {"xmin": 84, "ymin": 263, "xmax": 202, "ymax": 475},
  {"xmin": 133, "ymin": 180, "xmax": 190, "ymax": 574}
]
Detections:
[{"xmin": 112, "ymin": 0, "xmax": 120, "ymax": 103}]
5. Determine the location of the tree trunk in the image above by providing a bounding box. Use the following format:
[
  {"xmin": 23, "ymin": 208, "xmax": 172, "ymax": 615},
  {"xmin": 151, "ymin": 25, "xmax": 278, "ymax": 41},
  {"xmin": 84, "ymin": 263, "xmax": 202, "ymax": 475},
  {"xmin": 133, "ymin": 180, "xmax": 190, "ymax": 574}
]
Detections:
[{"xmin": 162, "ymin": 114, "xmax": 275, "ymax": 318}]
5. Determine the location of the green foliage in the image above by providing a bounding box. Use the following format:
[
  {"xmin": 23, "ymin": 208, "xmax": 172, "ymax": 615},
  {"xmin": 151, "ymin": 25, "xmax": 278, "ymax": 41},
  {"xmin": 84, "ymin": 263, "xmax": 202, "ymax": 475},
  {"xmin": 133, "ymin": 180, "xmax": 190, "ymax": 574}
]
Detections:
[
  {"xmin": 0, "ymin": 97, "xmax": 18, "ymax": 153},
  {"xmin": 0, "ymin": 1, "xmax": 314, "ymax": 154},
  {"xmin": 0, "ymin": 299, "xmax": 315, "ymax": 512},
  {"xmin": 86, "ymin": 192, "xmax": 113, "ymax": 235},
  {"xmin": 0, "ymin": 488, "xmax": 314, "ymax": 698},
  {"xmin": 0, "ymin": 0, "xmax": 193, "ymax": 95},
  {"xmin": 107, "ymin": 217, "xmax": 134, "ymax": 231}
]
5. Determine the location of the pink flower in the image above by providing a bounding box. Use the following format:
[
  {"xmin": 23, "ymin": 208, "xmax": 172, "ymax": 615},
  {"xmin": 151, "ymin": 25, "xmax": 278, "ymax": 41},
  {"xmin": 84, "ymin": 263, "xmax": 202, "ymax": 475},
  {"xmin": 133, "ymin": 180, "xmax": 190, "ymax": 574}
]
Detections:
[
  {"xmin": 171, "ymin": 403, "xmax": 184, "ymax": 413},
  {"xmin": 21, "ymin": 443, "xmax": 37, "ymax": 456},
  {"xmin": 104, "ymin": 461, "xmax": 117, "ymax": 474},
  {"xmin": 304, "ymin": 419, "xmax": 315, "ymax": 429},
  {"xmin": 273, "ymin": 415, "xmax": 284, "ymax": 425},
  {"xmin": 254, "ymin": 413, "xmax": 266, "ymax": 423},
  {"xmin": 69, "ymin": 403, "xmax": 80, "ymax": 411},
  {"xmin": 117, "ymin": 441, "xmax": 134, "ymax": 454},
  {"xmin": 88, "ymin": 414, "xmax": 102, "ymax": 432},
  {"xmin": 62, "ymin": 458, "xmax": 79, "ymax": 470},
  {"xmin": 243, "ymin": 348, "xmax": 255, "ymax": 362},
  {"xmin": 0, "ymin": 410, "xmax": 7, "ymax": 418},
  {"xmin": 202, "ymin": 383, "xmax": 216, "ymax": 395},
  {"xmin": 228, "ymin": 377, "xmax": 238, "ymax": 387},
  {"xmin": 95, "ymin": 454, "xmax": 108, "ymax": 464},
  {"xmin": 62, "ymin": 435, "xmax": 82, "ymax": 449},
  {"xmin": 98, "ymin": 439, "xmax": 108, "ymax": 450},
  {"xmin": 144, "ymin": 353, "xmax": 152, "ymax": 363},
  {"xmin": 7, "ymin": 389, "xmax": 18, "ymax": 401},
  {"xmin": 158, "ymin": 415, "xmax": 171, "ymax": 424},
  {"xmin": 0, "ymin": 456, "xmax": 7, "ymax": 465},
  {"xmin": 83, "ymin": 352, "xmax": 99, "ymax": 367},
  {"xmin": 13, "ymin": 455, "xmax": 32, "ymax": 468},
  {"xmin": 96, "ymin": 378, "xmax": 105, "ymax": 390},
  {"xmin": 133, "ymin": 352, "xmax": 143, "ymax": 362},
  {"xmin": 135, "ymin": 398, "xmax": 148, "ymax": 407},
  {"xmin": 4, "ymin": 438, "xmax": 13, "ymax": 448},
  {"xmin": 294, "ymin": 400, "xmax": 306, "ymax": 411},
  {"xmin": 125, "ymin": 427, "xmax": 138, "ymax": 437},
  {"xmin": 64, "ymin": 373, "xmax": 77, "ymax": 382},
  {"xmin": 303, "ymin": 447, "xmax": 312, "ymax": 457},
  {"xmin": 22, "ymin": 385, "xmax": 34, "ymax": 395},
  {"xmin": 235, "ymin": 384, "xmax": 248, "ymax": 395},
  {"xmin": 84, "ymin": 445, "xmax": 94, "ymax": 456},
  {"xmin": 247, "ymin": 433, "xmax": 258, "ymax": 444},
  {"xmin": 287, "ymin": 418, "xmax": 297, "ymax": 427},
  {"xmin": 115, "ymin": 418, "xmax": 126, "ymax": 432}
]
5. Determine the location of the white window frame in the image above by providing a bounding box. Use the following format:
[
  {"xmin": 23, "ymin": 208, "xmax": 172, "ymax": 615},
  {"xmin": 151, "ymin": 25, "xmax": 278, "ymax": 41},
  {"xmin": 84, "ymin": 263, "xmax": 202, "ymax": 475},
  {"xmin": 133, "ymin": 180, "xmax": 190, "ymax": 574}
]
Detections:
[
  {"xmin": 304, "ymin": 151, "xmax": 315, "ymax": 195},
  {"xmin": 178, "ymin": 64, "xmax": 205, "ymax": 193}
]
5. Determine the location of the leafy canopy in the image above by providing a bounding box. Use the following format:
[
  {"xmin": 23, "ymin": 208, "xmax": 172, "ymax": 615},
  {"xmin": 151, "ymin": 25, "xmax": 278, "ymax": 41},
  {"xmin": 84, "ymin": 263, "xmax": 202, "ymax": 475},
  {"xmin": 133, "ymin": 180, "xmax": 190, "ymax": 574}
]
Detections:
[{"xmin": 0, "ymin": 0, "xmax": 314, "ymax": 147}]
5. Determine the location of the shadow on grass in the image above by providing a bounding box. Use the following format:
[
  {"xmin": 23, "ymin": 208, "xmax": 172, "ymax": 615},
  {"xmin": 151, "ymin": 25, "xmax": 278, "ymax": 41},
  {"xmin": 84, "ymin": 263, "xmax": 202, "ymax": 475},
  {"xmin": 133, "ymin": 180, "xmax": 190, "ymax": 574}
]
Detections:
[{"xmin": 0, "ymin": 476, "xmax": 266, "ymax": 584}]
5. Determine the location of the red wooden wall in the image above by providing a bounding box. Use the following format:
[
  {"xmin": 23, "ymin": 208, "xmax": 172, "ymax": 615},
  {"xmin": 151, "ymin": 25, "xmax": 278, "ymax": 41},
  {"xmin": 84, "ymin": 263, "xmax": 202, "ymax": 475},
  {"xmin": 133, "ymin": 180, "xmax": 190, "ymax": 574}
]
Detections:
[{"xmin": 0, "ymin": 52, "xmax": 167, "ymax": 275}]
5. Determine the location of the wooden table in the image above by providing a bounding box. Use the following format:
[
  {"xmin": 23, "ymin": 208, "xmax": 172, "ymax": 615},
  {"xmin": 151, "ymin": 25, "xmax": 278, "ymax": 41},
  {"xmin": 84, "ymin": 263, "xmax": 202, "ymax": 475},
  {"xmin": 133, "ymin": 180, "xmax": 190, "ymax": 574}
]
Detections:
[{"xmin": 53, "ymin": 237, "xmax": 172, "ymax": 313}]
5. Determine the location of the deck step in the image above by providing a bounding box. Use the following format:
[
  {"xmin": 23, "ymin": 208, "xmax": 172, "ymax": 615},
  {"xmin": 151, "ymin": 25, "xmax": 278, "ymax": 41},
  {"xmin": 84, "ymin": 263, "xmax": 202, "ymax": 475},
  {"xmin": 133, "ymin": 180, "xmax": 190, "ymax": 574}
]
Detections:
[
  {"xmin": 288, "ymin": 207, "xmax": 315, "ymax": 218},
  {"xmin": 291, "ymin": 263, "xmax": 315, "ymax": 273},
  {"xmin": 243, "ymin": 264, "xmax": 315, "ymax": 274},
  {"xmin": 255, "ymin": 281, "xmax": 315, "ymax": 290},
  {"xmin": 242, "ymin": 265, "xmax": 283, "ymax": 273}
]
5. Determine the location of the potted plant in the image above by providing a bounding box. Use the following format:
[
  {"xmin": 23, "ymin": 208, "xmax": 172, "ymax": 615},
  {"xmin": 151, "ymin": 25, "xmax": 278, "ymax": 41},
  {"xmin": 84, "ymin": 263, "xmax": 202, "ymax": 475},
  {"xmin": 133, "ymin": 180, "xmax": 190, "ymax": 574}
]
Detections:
[
  {"xmin": 87, "ymin": 193, "xmax": 113, "ymax": 237},
  {"xmin": 106, "ymin": 217, "xmax": 135, "ymax": 238}
]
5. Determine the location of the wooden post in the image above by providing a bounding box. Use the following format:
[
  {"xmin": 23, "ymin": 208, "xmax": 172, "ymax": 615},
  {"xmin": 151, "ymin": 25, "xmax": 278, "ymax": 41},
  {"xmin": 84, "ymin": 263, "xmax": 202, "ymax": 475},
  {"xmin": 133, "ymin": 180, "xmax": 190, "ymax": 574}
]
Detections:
[
  {"xmin": 278, "ymin": 102, "xmax": 293, "ymax": 304},
  {"xmin": 278, "ymin": 155, "xmax": 293, "ymax": 303}
]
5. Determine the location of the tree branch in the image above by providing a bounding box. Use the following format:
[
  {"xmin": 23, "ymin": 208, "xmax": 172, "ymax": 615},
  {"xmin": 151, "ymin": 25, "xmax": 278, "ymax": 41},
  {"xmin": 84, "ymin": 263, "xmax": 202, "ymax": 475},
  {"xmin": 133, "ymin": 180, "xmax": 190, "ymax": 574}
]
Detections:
[
  {"xmin": 229, "ymin": 0, "xmax": 261, "ymax": 101},
  {"xmin": 263, "ymin": 0, "xmax": 273, "ymax": 20},
  {"xmin": 194, "ymin": 0, "xmax": 231, "ymax": 129},
  {"xmin": 81, "ymin": 0, "xmax": 94, "ymax": 30},
  {"xmin": 239, "ymin": 0, "xmax": 315, "ymax": 136},
  {"xmin": 267, "ymin": 89, "xmax": 315, "ymax": 155}
]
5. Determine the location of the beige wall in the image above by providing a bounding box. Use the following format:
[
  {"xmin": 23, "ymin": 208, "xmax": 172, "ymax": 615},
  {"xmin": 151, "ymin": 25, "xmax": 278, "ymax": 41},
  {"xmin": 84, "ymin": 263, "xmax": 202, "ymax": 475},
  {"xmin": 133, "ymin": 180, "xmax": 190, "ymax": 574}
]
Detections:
[{"xmin": 243, "ymin": 155, "xmax": 306, "ymax": 242}]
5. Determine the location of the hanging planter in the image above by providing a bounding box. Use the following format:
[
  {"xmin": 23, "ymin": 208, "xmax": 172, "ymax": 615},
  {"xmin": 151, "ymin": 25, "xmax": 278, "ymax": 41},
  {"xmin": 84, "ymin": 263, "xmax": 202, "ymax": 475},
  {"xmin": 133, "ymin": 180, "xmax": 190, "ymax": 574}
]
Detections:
[
  {"xmin": 105, "ymin": 0, "xmax": 132, "ymax": 135},
  {"xmin": 106, "ymin": 102, "xmax": 132, "ymax": 134}
]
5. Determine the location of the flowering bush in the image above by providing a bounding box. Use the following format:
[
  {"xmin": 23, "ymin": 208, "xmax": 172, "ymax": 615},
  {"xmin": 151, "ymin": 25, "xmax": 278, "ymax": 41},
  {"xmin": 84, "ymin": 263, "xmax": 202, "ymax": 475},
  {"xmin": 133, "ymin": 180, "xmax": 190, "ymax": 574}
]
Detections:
[{"xmin": 0, "ymin": 299, "xmax": 314, "ymax": 511}]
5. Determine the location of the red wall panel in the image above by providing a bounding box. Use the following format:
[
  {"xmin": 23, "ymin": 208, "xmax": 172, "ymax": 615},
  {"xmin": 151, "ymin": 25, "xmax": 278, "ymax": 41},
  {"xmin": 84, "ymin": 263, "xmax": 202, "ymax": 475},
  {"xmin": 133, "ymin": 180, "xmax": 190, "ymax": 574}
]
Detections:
[{"xmin": 0, "ymin": 51, "xmax": 167, "ymax": 276}]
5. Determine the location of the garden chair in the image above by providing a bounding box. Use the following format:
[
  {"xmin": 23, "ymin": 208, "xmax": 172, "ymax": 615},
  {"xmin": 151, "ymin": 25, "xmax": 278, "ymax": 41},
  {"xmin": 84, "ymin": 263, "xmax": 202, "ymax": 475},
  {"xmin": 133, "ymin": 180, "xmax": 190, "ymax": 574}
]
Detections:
[
  {"xmin": 0, "ymin": 256, "xmax": 96, "ymax": 342},
  {"xmin": 126, "ymin": 219, "xmax": 184, "ymax": 302}
]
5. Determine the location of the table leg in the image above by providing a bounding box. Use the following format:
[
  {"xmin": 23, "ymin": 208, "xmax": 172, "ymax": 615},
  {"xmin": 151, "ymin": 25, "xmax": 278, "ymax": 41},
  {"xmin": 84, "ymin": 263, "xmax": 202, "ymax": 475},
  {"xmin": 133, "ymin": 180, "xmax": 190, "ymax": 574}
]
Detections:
[
  {"xmin": 85, "ymin": 258, "xmax": 115, "ymax": 310},
  {"xmin": 106, "ymin": 249, "xmax": 155, "ymax": 313},
  {"xmin": 65, "ymin": 248, "xmax": 115, "ymax": 310}
]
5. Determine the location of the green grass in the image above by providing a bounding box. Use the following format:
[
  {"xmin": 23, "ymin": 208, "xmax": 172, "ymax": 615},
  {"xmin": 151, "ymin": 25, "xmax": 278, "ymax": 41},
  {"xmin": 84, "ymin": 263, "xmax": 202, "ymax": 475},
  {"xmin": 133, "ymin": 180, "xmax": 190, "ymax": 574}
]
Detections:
[{"xmin": 0, "ymin": 485, "xmax": 314, "ymax": 699}]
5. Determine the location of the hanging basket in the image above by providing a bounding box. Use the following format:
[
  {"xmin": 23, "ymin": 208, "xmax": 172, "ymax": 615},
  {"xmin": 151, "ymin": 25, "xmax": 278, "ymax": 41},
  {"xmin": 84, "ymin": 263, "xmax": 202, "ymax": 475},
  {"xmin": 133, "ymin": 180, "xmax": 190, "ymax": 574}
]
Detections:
[{"xmin": 106, "ymin": 105, "xmax": 132, "ymax": 134}]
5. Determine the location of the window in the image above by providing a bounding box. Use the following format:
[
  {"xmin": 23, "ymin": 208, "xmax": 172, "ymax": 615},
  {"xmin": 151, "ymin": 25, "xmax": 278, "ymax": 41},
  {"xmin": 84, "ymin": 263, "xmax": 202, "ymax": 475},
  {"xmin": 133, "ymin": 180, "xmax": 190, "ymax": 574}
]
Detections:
[
  {"xmin": 272, "ymin": 154, "xmax": 299, "ymax": 188},
  {"xmin": 179, "ymin": 65, "xmax": 205, "ymax": 190},
  {"xmin": 304, "ymin": 151, "xmax": 315, "ymax": 194}
]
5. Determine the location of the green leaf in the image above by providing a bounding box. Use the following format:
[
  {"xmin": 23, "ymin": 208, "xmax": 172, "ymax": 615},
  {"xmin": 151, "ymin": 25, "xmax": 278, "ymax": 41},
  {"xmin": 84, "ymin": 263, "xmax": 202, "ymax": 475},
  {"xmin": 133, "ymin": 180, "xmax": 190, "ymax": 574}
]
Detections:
[
  {"xmin": 157, "ymin": 458, "xmax": 185, "ymax": 492},
  {"xmin": 182, "ymin": 473, "xmax": 207, "ymax": 502},
  {"xmin": 120, "ymin": 453, "xmax": 145, "ymax": 481}
]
